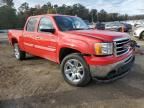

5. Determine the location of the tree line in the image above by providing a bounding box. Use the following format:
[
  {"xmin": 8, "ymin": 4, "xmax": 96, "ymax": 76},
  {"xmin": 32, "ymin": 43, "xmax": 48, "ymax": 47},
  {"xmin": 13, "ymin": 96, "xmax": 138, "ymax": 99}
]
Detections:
[{"xmin": 0, "ymin": 0, "xmax": 144, "ymax": 29}]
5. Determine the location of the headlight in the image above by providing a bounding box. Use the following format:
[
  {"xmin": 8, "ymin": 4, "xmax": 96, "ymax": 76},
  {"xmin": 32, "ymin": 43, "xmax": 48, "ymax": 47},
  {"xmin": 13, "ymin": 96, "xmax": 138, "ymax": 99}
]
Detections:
[{"xmin": 94, "ymin": 43, "xmax": 113, "ymax": 55}]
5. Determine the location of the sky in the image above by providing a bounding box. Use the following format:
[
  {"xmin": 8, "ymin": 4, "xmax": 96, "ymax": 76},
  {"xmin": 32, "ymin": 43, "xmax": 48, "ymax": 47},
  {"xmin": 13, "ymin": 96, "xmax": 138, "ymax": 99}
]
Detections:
[{"xmin": 13, "ymin": 0, "xmax": 144, "ymax": 15}]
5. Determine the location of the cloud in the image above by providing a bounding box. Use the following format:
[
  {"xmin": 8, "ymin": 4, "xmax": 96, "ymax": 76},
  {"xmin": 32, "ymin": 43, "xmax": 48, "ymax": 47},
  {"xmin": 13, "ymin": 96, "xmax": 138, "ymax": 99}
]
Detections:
[
  {"xmin": 117, "ymin": 0, "xmax": 144, "ymax": 15},
  {"xmin": 0, "ymin": 0, "xmax": 6, "ymax": 6},
  {"xmin": 13, "ymin": 0, "xmax": 79, "ymax": 8},
  {"xmin": 13, "ymin": 0, "xmax": 144, "ymax": 15}
]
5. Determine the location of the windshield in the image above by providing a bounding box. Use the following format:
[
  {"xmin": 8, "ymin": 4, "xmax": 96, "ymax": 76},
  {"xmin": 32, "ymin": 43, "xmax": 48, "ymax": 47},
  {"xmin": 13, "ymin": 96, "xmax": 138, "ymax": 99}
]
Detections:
[{"xmin": 54, "ymin": 16, "xmax": 89, "ymax": 31}]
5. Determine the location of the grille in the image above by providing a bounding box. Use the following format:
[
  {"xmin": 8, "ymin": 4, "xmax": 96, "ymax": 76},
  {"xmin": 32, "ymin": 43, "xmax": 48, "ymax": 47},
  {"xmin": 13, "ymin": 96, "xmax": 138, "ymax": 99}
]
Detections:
[{"xmin": 114, "ymin": 38, "xmax": 130, "ymax": 56}]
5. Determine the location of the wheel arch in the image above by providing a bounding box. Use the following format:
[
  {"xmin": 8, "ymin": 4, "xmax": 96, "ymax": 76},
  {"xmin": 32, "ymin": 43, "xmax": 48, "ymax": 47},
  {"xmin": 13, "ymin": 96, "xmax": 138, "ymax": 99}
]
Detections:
[
  {"xmin": 139, "ymin": 30, "xmax": 144, "ymax": 39},
  {"xmin": 59, "ymin": 47, "xmax": 82, "ymax": 63},
  {"xmin": 11, "ymin": 38, "xmax": 18, "ymax": 46}
]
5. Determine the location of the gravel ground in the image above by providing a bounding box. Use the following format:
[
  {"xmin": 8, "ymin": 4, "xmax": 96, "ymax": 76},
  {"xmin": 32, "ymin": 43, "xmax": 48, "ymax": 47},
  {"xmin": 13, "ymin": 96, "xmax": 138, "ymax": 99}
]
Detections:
[{"xmin": 0, "ymin": 33, "xmax": 144, "ymax": 108}]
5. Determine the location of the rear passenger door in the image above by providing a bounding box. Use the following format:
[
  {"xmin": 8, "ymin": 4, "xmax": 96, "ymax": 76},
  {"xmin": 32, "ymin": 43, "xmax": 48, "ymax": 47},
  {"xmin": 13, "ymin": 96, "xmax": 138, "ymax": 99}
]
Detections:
[{"xmin": 23, "ymin": 17, "xmax": 38, "ymax": 55}]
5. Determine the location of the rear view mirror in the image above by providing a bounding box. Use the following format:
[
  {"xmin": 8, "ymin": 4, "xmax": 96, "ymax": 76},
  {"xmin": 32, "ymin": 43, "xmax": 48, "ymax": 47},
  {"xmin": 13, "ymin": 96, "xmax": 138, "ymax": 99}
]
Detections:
[{"xmin": 40, "ymin": 28, "xmax": 55, "ymax": 33}]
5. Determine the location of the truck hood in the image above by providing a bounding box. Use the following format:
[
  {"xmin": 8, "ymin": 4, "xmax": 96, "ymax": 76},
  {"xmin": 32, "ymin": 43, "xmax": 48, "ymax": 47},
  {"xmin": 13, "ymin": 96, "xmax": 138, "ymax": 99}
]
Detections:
[{"xmin": 66, "ymin": 30, "xmax": 130, "ymax": 42}]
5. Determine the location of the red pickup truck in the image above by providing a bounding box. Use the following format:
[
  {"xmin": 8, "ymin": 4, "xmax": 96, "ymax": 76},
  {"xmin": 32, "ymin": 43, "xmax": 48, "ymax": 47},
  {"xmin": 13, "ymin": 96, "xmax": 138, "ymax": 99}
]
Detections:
[{"xmin": 8, "ymin": 14, "xmax": 135, "ymax": 86}]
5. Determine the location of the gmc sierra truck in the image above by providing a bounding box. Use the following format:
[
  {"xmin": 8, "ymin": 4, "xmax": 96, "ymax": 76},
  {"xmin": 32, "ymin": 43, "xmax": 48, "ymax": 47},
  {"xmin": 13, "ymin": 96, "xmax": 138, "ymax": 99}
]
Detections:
[{"xmin": 8, "ymin": 14, "xmax": 135, "ymax": 86}]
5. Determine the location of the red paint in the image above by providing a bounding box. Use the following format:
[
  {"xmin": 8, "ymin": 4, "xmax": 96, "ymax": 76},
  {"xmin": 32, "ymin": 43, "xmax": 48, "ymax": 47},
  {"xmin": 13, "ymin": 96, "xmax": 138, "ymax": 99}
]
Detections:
[{"xmin": 8, "ymin": 14, "xmax": 133, "ymax": 65}]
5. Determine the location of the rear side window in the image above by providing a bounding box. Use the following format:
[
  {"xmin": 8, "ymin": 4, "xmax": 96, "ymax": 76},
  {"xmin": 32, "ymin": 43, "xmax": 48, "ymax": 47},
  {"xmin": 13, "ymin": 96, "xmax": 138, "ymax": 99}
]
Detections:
[
  {"xmin": 26, "ymin": 18, "xmax": 38, "ymax": 32},
  {"xmin": 38, "ymin": 17, "xmax": 54, "ymax": 32}
]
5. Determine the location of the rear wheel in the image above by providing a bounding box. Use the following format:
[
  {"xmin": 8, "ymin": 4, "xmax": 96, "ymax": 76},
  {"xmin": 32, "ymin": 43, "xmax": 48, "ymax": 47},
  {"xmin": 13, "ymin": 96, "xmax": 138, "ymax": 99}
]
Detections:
[
  {"xmin": 61, "ymin": 53, "xmax": 91, "ymax": 87},
  {"xmin": 139, "ymin": 31, "xmax": 144, "ymax": 40},
  {"xmin": 14, "ymin": 43, "xmax": 26, "ymax": 60},
  {"xmin": 118, "ymin": 27, "xmax": 122, "ymax": 32}
]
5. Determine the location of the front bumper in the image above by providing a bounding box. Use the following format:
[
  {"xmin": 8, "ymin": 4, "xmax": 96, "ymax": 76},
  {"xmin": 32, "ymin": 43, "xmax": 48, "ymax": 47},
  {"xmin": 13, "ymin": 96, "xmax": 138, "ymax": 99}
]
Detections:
[{"xmin": 90, "ymin": 54, "xmax": 135, "ymax": 82}]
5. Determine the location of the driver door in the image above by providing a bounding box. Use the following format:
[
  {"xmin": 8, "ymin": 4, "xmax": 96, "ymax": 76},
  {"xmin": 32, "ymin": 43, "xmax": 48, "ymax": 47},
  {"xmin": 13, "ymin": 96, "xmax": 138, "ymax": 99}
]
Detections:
[{"xmin": 34, "ymin": 17, "xmax": 57, "ymax": 61}]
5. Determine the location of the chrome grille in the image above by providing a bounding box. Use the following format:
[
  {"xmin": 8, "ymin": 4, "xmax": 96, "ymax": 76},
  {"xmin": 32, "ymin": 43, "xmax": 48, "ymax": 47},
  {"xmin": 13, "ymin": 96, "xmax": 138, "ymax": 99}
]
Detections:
[{"xmin": 114, "ymin": 38, "xmax": 130, "ymax": 56}]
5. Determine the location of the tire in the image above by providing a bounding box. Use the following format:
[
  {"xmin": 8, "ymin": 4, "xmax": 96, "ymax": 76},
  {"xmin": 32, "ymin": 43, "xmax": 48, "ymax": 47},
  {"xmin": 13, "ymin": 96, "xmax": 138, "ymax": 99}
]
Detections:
[
  {"xmin": 139, "ymin": 31, "xmax": 144, "ymax": 40},
  {"xmin": 118, "ymin": 28, "xmax": 122, "ymax": 32},
  {"xmin": 13, "ymin": 43, "xmax": 26, "ymax": 60},
  {"xmin": 61, "ymin": 53, "xmax": 91, "ymax": 87}
]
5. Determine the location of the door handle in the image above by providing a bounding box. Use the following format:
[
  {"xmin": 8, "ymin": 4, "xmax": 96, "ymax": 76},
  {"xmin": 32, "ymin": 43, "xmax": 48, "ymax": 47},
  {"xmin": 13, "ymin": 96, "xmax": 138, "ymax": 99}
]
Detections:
[
  {"xmin": 23, "ymin": 35, "xmax": 34, "ymax": 38},
  {"xmin": 35, "ymin": 36, "xmax": 40, "ymax": 39}
]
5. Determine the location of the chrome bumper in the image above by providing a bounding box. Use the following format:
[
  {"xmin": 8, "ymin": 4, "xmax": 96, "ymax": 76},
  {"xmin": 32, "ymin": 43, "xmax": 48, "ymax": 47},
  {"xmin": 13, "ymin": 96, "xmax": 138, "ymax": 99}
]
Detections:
[{"xmin": 90, "ymin": 55, "xmax": 135, "ymax": 82}]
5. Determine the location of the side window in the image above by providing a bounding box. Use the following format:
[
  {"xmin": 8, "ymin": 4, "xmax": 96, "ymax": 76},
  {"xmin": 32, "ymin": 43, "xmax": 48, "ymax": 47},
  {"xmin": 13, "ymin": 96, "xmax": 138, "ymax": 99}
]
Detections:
[
  {"xmin": 38, "ymin": 17, "xmax": 54, "ymax": 32},
  {"xmin": 26, "ymin": 18, "xmax": 38, "ymax": 32}
]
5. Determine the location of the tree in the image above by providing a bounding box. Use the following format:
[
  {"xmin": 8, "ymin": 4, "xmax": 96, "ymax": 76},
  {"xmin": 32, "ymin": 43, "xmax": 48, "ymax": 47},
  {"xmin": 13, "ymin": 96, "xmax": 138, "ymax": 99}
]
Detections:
[
  {"xmin": 17, "ymin": 2, "xmax": 30, "ymax": 28},
  {"xmin": 98, "ymin": 9, "xmax": 107, "ymax": 22},
  {"xmin": 1, "ymin": 1, "xmax": 144, "ymax": 30},
  {"xmin": 89, "ymin": 9, "xmax": 98, "ymax": 22},
  {"xmin": 46, "ymin": 2, "xmax": 55, "ymax": 14},
  {"xmin": 54, "ymin": 4, "xmax": 58, "ymax": 13},
  {"xmin": 18, "ymin": 2, "xmax": 29, "ymax": 13},
  {"xmin": 57, "ymin": 4, "xmax": 67, "ymax": 14},
  {"xmin": 71, "ymin": 4, "xmax": 89, "ymax": 20},
  {"xmin": 41, "ymin": 4, "xmax": 49, "ymax": 13},
  {"xmin": 0, "ymin": 6, "xmax": 17, "ymax": 29},
  {"xmin": 2, "ymin": 0, "xmax": 14, "ymax": 7}
]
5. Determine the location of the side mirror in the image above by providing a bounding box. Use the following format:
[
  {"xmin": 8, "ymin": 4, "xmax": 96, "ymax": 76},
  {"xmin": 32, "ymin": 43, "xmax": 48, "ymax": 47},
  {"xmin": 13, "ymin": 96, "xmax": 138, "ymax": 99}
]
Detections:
[{"xmin": 40, "ymin": 28, "xmax": 55, "ymax": 33}]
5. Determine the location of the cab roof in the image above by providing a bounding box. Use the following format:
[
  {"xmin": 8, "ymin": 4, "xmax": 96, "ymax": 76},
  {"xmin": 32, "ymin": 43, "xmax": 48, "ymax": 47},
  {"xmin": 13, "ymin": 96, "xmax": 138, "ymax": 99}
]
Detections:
[{"xmin": 29, "ymin": 14, "xmax": 75, "ymax": 18}]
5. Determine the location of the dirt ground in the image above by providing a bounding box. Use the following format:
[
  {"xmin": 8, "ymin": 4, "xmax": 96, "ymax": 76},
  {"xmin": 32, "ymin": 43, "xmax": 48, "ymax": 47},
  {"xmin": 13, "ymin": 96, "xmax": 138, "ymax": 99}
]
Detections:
[{"xmin": 0, "ymin": 33, "xmax": 144, "ymax": 108}]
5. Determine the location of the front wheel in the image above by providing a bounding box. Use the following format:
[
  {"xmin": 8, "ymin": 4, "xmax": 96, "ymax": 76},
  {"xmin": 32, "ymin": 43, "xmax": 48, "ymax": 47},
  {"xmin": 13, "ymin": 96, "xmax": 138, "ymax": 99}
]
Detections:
[
  {"xmin": 61, "ymin": 53, "xmax": 91, "ymax": 87},
  {"xmin": 139, "ymin": 31, "xmax": 144, "ymax": 40},
  {"xmin": 13, "ymin": 43, "xmax": 26, "ymax": 60}
]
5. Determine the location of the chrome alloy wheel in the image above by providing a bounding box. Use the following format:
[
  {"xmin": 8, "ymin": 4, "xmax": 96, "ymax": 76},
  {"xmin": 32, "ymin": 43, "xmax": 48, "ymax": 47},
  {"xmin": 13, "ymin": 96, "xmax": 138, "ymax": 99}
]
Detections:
[
  {"xmin": 14, "ymin": 45, "xmax": 20, "ymax": 59},
  {"xmin": 64, "ymin": 59, "xmax": 85, "ymax": 83},
  {"xmin": 141, "ymin": 32, "xmax": 144, "ymax": 40}
]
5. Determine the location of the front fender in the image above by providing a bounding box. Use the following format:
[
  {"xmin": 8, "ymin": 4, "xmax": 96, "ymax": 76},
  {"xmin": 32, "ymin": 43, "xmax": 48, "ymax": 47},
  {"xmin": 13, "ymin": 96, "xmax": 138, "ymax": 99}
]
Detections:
[
  {"xmin": 136, "ymin": 28, "xmax": 144, "ymax": 36},
  {"xmin": 58, "ymin": 38, "xmax": 91, "ymax": 54}
]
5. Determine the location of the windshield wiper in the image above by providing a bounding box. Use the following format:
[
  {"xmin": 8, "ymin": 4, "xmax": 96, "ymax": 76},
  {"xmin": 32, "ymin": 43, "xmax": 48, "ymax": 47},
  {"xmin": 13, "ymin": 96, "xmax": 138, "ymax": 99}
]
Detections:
[{"xmin": 72, "ymin": 28, "xmax": 89, "ymax": 30}]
